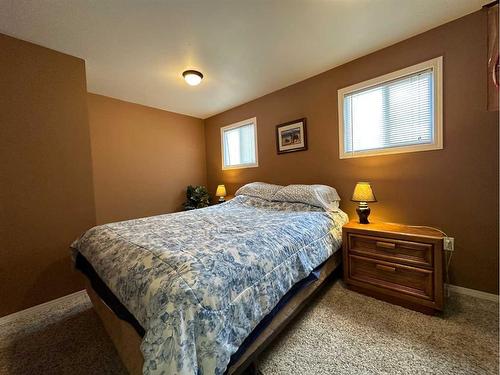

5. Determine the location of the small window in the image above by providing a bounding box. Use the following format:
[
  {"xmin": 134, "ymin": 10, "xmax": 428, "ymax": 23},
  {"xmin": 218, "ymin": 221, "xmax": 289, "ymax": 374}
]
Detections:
[
  {"xmin": 338, "ymin": 57, "xmax": 443, "ymax": 158},
  {"xmin": 221, "ymin": 117, "xmax": 258, "ymax": 170}
]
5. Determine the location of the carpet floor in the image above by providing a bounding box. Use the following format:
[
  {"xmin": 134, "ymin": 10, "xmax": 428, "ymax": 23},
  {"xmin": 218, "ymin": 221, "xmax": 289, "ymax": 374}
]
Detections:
[
  {"xmin": 258, "ymin": 282, "xmax": 499, "ymax": 375},
  {"xmin": 0, "ymin": 280, "xmax": 497, "ymax": 375}
]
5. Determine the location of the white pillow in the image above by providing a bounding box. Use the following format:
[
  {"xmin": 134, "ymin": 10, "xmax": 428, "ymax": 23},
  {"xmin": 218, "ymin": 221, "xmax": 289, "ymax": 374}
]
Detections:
[
  {"xmin": 235, "ymin": 182, "xmax": 283, "ymax": 201},
  {"xmin": 272, "ymin": 184, "xmax": 341, "ymax": 211}
]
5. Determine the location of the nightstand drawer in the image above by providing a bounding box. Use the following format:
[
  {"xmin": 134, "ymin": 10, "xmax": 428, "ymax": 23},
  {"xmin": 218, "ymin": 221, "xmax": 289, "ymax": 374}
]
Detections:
[
  {"xmin": 348, "ymin": 234, "xmax": 433, "ymax": 268},
  {"xmin": 349, "ymin": 255, "xmax": 434, "ymax": 300}
]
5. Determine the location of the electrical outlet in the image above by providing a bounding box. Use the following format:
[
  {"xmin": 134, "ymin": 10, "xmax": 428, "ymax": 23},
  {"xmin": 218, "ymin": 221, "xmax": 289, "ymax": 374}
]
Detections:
[{"xmin": 443, "ymin": 237, "xmax": 454, "ymax": 251}]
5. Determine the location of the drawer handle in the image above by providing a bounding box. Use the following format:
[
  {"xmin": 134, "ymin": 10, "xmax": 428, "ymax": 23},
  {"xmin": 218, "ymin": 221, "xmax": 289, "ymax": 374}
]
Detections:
[
  {"xmin": 376, "ymin": 241, "xmax": 396, "ymax": 250},
  {"xmin": 375, "ymin": 264, "xmax": 396, "ymax": 272}
]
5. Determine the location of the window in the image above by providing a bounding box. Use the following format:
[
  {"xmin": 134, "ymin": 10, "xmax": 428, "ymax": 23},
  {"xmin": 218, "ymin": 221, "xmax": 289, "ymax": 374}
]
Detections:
[
  {"xmin": 338, "ymin": 57, "xmax": 443, "ymax": 158},
  {"xmin": 221, "ymin": 117, "xmax": 258, "ymax": 170}
]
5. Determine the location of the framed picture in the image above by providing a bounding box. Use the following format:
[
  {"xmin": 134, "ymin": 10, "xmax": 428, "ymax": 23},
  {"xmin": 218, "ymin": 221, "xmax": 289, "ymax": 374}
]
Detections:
[{"xmin": 276, "ymin": 118, "xmax": 307, "ymax": 154}]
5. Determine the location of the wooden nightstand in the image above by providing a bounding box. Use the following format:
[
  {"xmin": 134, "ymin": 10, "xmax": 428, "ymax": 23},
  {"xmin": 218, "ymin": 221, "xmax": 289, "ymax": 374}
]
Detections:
[{"xmin": 342, "ymin": 220, "xmax": 444, "ymax": 314}]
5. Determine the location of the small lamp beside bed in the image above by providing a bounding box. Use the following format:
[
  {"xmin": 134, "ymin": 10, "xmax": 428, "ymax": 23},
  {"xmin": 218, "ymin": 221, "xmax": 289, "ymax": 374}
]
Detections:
[
  {"xmin": 216, "ymin": 184, "xmax": 227, "ymax": 203},
  {"xmin": 351, "ymin": 182, "xmax": 377, "ymax": 224}
]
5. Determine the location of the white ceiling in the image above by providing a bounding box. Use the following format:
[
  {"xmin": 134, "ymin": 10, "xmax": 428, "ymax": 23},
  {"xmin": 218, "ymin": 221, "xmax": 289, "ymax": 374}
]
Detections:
[{"xmin": 0, "ymin": 0, "xmax": 485, "ymax": 119}]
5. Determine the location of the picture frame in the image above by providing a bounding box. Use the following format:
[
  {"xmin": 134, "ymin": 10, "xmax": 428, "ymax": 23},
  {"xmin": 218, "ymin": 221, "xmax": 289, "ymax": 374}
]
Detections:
[{"xmin": 276, "ymin": 118, "xmax": 308, "ymax": 154}]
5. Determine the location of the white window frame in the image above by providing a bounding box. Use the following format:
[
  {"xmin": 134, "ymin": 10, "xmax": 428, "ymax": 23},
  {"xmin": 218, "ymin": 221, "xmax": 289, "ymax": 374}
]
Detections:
[
  {"xmin": 338, "ymin": 56, "xmax": 443, "ymax": 159},
  {"xmin": 220, "ymin": 117, "xmax": 259, "ymax": 170}
]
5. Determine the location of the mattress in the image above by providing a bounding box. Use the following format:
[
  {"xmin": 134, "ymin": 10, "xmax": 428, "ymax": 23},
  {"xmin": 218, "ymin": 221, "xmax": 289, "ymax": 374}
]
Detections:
[{"xmin": 71, "ymin": 195, "xmax": 348, "ymax": 374}]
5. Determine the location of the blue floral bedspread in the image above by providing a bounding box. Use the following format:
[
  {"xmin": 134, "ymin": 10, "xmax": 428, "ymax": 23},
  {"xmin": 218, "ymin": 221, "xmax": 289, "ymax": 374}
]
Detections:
[{"xmin": 71, "ymin": 195, "xmax": 348, "ymax": 374}]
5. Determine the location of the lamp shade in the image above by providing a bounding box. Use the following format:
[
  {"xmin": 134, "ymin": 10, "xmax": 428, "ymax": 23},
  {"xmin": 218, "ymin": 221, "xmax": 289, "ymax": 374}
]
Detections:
[
  {"xmin": 351, "ymin": 182, "xmax": 377, "ymax": 202},
  {"xmin": 216, "ymin": 184, "xmax": 227, "ymax": 197}
]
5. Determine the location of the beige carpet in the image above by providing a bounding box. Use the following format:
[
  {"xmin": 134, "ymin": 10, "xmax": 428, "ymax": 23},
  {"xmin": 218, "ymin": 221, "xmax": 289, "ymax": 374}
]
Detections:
[
  {"xmin": 0, "ymin": 281, "xmax": 497, "ymax": 375},
  {"xmin": 0, "ymin": 292, "xmax": 127, "ymax": 375},
  {"xmin": 258, "ymin": 282, "xmax": 499, "ymax": 375}
]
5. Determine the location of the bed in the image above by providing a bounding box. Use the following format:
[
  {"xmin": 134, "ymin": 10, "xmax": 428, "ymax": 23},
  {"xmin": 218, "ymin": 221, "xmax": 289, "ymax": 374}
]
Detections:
[{"xmin": 72, "ymin": 186, "xmax": 348, "ymax": 375}]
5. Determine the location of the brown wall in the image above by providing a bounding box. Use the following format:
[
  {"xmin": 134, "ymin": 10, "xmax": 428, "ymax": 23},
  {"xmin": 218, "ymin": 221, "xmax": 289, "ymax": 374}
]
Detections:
[
  {"xmin": 205, "ymin": 11, "xmax": 499, "ymax": 294},
  {"xmin": 0, "ymin": 34, "xmax": 96, "ymax": 317},
  {"xmin": 87, "ymin": 94, "xmax": 206, "ymax": 224}
]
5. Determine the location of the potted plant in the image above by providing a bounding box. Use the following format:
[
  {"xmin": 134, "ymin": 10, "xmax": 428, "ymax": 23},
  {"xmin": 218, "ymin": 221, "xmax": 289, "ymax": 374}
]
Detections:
[{"xmin": 183, "ymin": 185, "xmax": 210, "ymax": 210}]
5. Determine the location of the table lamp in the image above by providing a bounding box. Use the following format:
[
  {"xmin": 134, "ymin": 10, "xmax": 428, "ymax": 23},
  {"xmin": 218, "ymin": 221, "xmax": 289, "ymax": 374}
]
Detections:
[
  {"xmin": 216, "ymin": 184, "xmax": 227, "ymax": 203},
  {"xmin": 351, "ymin": 182, "xmax": 377, "ymax": 224}
]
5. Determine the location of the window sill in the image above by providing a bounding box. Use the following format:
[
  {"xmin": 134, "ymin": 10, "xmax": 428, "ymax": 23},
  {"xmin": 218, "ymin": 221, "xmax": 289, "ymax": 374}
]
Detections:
[
  {"xmin": 340, "ymin": 143, "xmax": 443, "ymax": 159},
  {"xmin": 222, "ymin": 163, "xmax": 259, "ymax": 170}
]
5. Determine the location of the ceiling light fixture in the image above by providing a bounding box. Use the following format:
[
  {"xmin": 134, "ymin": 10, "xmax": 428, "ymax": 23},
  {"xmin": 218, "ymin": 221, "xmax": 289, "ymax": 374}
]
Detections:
[{"xmin": 182, "ymin": 70, "xmax": 203, "ymax": 86}]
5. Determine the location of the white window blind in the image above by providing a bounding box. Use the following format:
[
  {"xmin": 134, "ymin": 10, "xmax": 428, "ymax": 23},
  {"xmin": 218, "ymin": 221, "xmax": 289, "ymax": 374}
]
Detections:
[
  {"xmin": 339, "ymin": 57, "xmax": 442, "ymax": 158},
  {"xmin": 221, "ymin": 118, "xmax": 258, "ymax": 169}
]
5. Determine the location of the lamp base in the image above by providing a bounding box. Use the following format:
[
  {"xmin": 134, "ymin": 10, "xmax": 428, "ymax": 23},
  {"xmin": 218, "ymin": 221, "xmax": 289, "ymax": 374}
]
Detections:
[
  {"xmin": 218, "ymin": 197, "xmax": 225, "ymax": 203},
  {"xmin": 356, "ymin": 207, "xmax": 371, "ymax": 224}
]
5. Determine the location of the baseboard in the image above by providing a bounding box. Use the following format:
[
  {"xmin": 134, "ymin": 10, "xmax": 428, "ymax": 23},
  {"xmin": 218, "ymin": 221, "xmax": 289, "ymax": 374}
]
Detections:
[
  {"xmin": 0, "ymin": 290, "xmax": 87, "ymax": 326},
  {"xmin": 446, "ymin": 284, "xmax": 499, "ymax": 302}
]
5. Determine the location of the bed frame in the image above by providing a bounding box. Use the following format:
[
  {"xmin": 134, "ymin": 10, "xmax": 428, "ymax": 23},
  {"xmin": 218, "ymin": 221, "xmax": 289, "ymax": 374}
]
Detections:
[{"xmin": 86, "ymin": 250, "xmax": 342, "ymax": 375}]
